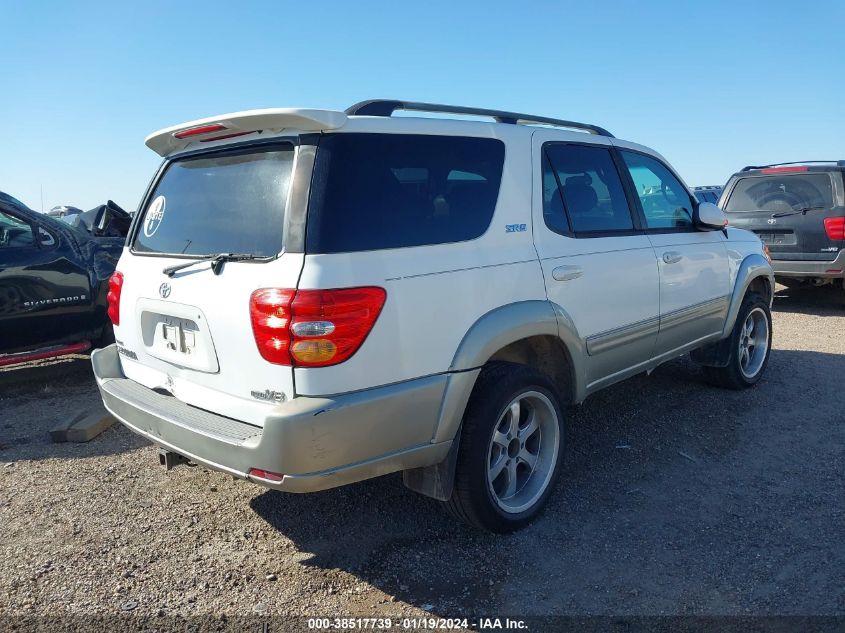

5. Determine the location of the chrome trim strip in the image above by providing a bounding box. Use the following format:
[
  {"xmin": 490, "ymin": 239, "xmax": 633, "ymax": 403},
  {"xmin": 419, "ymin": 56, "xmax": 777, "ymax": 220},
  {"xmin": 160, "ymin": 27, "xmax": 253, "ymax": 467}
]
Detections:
[
  {"xmin": 586, "ymin": 316, "xmax": 660, "ymax": 356},
  {"xmin": 660, "ymin": 295, "xmax": 729, "ymax": 331},
  {"xmin": 585, "ymin": 330, "xmax": 723, "ymax": 394}
]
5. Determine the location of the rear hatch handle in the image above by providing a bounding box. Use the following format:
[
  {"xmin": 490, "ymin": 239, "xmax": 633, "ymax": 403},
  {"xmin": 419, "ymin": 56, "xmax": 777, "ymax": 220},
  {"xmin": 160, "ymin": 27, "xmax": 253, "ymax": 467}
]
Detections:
[{"xmin": 162, "ymin": 253, "xmax": 261, "ymax": 277}]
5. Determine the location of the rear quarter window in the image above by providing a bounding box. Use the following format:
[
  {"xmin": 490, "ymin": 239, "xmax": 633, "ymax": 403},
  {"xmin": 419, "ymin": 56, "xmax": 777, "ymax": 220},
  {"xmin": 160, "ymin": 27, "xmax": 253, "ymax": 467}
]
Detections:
[
  {"xmin": 305, "ymin": 134, "xmax": 505, "ymax": 253},
  {"xmin": 725, "ymin": 173, "xmax": 834, "ymax": 213}
]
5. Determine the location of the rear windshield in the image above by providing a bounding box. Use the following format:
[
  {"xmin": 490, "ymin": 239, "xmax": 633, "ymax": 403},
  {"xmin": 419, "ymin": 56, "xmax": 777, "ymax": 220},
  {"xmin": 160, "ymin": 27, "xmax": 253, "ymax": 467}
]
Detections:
[
  {"xmin": 133, "ymin": 144, "xmax": 294, "ymax": 257},
  {"xmin": 724, "ymin": 173, "xmax": 834, "ymax": 213},
  {"xmin": 306, "ymin": 133, "xmax": 505, "ymax": 253}
]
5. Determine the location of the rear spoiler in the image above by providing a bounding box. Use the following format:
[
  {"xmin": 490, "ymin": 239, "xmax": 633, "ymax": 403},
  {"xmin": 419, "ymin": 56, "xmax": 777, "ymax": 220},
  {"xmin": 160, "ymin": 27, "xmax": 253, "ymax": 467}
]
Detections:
[{"xmin": 145, "ymin": 108, "xmax": 348, "ymax": 157}]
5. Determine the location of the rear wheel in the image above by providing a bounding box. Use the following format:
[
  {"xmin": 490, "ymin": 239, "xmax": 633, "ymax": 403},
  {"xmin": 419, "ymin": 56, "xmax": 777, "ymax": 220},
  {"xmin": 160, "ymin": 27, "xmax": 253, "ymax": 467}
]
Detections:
[
  {"xmin": 444, "ymin": 362, "xmax": 566, "ymax": 533},
  {"xmin": 704, "ymin": 293, "xmax": 772, "ymax": 389}
]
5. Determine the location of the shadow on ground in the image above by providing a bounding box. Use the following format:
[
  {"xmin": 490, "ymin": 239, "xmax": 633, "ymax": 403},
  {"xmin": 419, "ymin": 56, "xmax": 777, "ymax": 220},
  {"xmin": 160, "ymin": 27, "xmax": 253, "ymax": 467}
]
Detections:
[
  {"xmin": 250, "ymin": 348, "xmax": 845, "ymax": 615},
  {"xmin": 772, "ymin": 284, "xmax": 845, "ymax": 316}
]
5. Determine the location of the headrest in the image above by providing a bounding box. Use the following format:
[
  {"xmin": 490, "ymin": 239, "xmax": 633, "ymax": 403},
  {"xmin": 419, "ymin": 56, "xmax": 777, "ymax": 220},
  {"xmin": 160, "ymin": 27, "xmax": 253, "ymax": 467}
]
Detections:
[{"xmin": 565, "ymin": 174, "xmax": 593, "ymax": 187}]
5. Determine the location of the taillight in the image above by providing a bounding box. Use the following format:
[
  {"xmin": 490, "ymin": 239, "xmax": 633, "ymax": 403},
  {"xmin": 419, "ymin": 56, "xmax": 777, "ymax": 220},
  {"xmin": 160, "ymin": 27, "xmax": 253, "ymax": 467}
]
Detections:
[
  {"xmin": 200, "ymin": 130, "xmax": 254, "ymax": 143},
  {"xmin": 173, "ymin": 123, "xmax": 227, "ymax": 139},
  {"xmin": 249, "ymin": 288, "xmax": 296, "ymax": 365},
  {"xmin": 107, "ymin": 272, "xmax": 123, "ymax": 325},
  {"xmin": 249, "ymin": 287, "xmax": 386, "ymax": 367},
  {"xmin": 824, "ymin": 217, "xmax": 845, "ymax": 240}
]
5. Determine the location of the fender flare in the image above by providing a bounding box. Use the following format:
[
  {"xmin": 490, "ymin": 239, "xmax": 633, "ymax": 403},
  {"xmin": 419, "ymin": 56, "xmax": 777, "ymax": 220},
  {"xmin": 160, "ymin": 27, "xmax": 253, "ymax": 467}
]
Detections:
[
  {"xmin": 721, "ymin": 253, "xmax": 774, "ymax": 338},
  {"xmin": 404, "ymin": 300, "xmax": 585, "ymax": 501},
  {"xmin": 433, "ymin": 300, "xmax": 586, "ymax": 444}
]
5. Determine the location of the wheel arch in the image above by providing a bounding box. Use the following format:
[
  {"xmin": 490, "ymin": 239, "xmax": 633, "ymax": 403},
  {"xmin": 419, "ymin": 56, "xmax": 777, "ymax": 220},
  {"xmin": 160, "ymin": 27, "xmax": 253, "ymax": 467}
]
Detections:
[
  {"xmin": 722, "ymin": 253, "xmax": 774, "ymax": 338},
  {"xmin": 438, "ymin": 300, "xmax": 584, "ymax": 440},
  {"xmin": 404, "ymin": 300, "xmax": 585, "ymax": 501}
]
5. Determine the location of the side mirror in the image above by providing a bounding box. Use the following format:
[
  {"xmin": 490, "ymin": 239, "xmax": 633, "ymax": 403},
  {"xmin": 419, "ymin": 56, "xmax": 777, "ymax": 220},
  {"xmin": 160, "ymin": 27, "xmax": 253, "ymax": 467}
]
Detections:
[{"xmin": 694, "ymin": 201, "xmax": 727, "ymax": 231}]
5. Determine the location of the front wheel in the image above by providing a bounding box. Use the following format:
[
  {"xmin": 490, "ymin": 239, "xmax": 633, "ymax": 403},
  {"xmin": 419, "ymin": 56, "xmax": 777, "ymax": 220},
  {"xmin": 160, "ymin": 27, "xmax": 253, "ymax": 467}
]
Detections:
[
  {"xmin": 704, "ymin": 293, "xmax": 772, "ymax": 389},
  {"xmin": 444, "ymin": 362, "xmax": 566, "ymax": 533}
]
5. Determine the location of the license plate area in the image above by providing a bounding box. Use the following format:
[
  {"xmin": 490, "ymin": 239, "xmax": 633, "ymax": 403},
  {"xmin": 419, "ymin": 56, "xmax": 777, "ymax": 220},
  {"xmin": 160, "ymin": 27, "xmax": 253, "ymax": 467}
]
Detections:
[
  {"xmin": 137, "ymin": 299, "xmax": 219, "ymax": 373},
  {"xmin": 754, "ymin": 230, "xmax": 796, "ymax": 246},
  {"xmin": 160, "ymin": 317, "xmax": 199, "ymax": 355}
]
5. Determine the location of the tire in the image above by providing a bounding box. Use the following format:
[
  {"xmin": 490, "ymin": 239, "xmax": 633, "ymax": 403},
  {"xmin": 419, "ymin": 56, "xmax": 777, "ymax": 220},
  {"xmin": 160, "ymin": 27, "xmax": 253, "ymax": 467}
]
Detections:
[
  {"xmin": 444, "ymin": 362, "xmax": 567, "ymax": 533},
  {"xmin": 704, "ymin": 293, "xmax": 772, "ymax": 389}
]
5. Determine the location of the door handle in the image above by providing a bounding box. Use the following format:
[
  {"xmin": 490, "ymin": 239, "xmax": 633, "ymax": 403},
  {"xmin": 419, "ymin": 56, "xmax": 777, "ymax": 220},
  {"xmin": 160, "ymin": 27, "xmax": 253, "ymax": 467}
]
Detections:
[
  {"xmin": 552, "ymin": 265, "xmax": 583, "ymax": 281},
  {"xmin": 662, "ymin": 251, "xmax": 682, "ymax": 264}
]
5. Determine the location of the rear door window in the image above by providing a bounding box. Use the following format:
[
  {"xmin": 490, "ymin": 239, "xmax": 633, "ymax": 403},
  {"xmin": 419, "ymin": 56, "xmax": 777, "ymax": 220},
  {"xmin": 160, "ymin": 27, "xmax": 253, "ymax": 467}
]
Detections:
[
  {"xmin": 724, "ymin": 173, "xmax": 834, "ymax": 214},
  {"xmin": 133, "ymin": 144, "xmax": 295, "ymax": 257},
  {"xmin": 543, "ymin": 143, "xmax": 635, "ymax": 234},
  {"xmin": 305, "ymin": 134, "xmax": 505, "ymax": 253}
]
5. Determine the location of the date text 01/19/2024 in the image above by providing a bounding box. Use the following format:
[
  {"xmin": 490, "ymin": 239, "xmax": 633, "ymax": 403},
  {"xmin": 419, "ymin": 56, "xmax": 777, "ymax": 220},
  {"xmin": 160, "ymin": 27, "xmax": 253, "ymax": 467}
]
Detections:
[{"xmin": 307, "ymin": 617, "xmax": 528, "ymax": 630}]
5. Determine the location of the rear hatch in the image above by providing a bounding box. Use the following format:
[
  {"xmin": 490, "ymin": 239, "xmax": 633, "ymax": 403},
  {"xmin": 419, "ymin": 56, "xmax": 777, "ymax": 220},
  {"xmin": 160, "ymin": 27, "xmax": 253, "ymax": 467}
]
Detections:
[
  {"xmin": 722, "ymin": 168, "xmax": 845, "ymax": 261},
  {"xmin": 114, "ymin": 141, "xmax": 304, "ymax": 427}
]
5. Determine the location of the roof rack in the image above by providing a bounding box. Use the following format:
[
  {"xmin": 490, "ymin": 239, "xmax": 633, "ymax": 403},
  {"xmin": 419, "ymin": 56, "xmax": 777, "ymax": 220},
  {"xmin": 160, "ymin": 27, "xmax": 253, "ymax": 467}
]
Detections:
[
  {"xmin": 741, "ymin": 160, "xmax": 845, "ymax": 171},
  {"xmin": 345, "ymin": 100, "xmax": 614, "ymax": 137}
]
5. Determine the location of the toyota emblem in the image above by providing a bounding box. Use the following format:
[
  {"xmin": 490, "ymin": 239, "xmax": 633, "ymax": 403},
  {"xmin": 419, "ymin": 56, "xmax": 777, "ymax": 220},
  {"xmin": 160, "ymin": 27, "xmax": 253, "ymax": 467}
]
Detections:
[
  {"xmin": 767, "ymin": 218, "xmax": 777, "ymax": 225},
  {"xmin": 159, "ymin": 282, "xmax": 172, "ymax": 298}
]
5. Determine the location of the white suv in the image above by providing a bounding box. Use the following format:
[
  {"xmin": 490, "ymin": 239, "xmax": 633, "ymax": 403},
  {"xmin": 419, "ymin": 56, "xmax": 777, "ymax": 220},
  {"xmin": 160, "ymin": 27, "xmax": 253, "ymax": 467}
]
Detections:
[{"xmin": 93, "ymin": 100, "xmax": 774, "ymax": 532}]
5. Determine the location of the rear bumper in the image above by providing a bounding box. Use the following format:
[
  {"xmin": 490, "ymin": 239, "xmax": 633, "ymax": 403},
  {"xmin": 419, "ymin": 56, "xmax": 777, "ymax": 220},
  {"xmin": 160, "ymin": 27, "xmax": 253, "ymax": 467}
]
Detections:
[
  {"xmin": 92, "ymin": 345, "xmax": 451, "ymax": 492},
  {"xmin": 772, "ymin": 250, "xmax": 845, "ymax": 278}
]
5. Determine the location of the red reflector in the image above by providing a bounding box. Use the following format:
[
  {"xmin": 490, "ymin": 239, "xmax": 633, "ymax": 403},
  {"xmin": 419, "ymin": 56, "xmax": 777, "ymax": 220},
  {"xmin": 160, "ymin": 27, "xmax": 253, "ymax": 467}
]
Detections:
[
  {"xmin": 200, "ymin": 130, "xmax": 254, "ymax": 143},
  {"xmin": 760, "ymin": 166, "xmax": 809, "ymax": 174},
  {"xmin": 107, "ymin": 271, "xmax": 124, "ymax": 326},
  {"xmin": 249, "ymin": 287, "xmax": 386, "ymax": 367},
  {"xmin": 824, "ymin": 217, "xmax": 845, "ymax": 240},
  {"xmin": 173, "ymin": 123, "xmax": 227, "ymax": 139},
  {"xmin": 248, "ymin": 468, "xmax": 284, "ymax": 482}
]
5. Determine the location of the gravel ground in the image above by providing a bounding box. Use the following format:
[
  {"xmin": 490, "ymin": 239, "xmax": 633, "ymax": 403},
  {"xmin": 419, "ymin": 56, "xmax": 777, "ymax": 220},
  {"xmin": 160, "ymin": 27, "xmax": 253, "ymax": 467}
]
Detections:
[{"xmin": 1, "ymin": 286, "xmax": 843, "ymax": 628}]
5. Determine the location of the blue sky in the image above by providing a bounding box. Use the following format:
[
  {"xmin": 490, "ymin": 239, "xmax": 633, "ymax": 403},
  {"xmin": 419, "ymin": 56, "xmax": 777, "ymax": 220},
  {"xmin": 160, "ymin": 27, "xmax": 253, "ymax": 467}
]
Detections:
[{"xmin": 3, "ymin": 0, "xmax": 844, "ymax": 212}]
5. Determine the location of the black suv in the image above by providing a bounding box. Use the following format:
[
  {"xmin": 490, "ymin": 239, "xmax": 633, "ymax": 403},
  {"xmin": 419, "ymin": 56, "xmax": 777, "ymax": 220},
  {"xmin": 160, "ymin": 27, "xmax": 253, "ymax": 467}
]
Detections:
[
  {"xmin": 692, "ymin": 185, "xmax": 723, "ymax": 204},
  {"xmin": 721, "ymin": 161, "xmax": 845, "ymax": 287}
]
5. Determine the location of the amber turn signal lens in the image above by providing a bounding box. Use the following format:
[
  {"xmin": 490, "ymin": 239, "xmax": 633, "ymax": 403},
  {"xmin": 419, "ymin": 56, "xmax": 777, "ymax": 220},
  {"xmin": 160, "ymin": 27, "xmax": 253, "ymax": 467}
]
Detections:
[{"xmin": 290, "ymin": 339, "xmax": 337, "ymax": 364}]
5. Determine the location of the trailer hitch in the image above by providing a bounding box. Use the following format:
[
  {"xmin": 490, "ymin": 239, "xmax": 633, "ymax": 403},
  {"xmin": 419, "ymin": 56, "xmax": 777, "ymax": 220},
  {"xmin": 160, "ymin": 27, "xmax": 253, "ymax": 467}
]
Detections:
[{"xmin": 158, "ymin": 448, "xmax": 190, "ymax": 470}]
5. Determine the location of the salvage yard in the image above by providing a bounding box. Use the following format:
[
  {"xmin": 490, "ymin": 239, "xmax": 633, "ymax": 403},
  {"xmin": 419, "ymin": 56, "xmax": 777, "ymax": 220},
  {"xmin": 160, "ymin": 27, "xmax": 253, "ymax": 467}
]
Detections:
[{"xmin": 1, "ymin": 287, "xmax": 843, "ymax": 622}]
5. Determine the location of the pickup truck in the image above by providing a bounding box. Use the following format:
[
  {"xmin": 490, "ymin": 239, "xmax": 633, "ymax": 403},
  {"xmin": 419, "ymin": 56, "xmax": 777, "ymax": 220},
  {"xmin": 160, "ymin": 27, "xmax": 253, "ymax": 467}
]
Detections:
[{"xmin": 0, "ymin": 192, "xmax": 128, "ymax": 363}]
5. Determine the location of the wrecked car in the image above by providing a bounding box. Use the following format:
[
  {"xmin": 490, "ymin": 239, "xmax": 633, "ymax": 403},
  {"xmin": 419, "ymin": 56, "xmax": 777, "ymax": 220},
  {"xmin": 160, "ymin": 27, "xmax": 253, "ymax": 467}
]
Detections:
[{"xmin": 0, "ymin": 192, "xmax": 130, "ymax": 363}]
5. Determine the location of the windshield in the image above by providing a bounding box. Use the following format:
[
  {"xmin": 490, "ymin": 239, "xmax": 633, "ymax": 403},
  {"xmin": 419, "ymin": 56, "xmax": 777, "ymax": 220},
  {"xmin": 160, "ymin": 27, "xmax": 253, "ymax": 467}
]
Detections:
[
  {"xmin": 133, "ymin": 144, "xmax": 294, "ymax": 257},
  {"xmin": 725, "ymin": 173, "xmax": 834, "ymax": 213}
]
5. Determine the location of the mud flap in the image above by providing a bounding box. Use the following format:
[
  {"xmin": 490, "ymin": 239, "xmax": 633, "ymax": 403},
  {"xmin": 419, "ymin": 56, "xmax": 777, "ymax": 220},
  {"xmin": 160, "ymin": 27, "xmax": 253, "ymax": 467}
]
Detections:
[
  {"xmin": 402, "ymin": 428, "xmax": 462, "ymax": 501},
  {"xmin": 690, "ymin": 336, "xmax": 732, "ymax": 368}
]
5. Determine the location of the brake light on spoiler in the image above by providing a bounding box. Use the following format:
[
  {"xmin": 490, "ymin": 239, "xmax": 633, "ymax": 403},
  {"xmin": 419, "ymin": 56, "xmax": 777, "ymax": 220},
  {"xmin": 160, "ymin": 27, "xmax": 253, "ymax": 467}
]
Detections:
[
  {"xmin": 145, "ymin": 108, "xmax": 348, "ymax": 157},
  {"xmin": 173, "ymin": 123, "xmax": 228, "ymax": 139},
  {"xmin": 760, "ymin": 166, "xmax": 809, "ymax": 174}
]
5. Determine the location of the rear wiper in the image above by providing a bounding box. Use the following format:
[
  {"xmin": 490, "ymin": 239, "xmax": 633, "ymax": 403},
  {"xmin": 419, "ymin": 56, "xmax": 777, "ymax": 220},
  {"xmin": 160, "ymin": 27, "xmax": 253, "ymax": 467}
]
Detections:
[
  {"xmin": 771, "ymin": 206, "xmax": 826, "ymax": 219},
  {"xmin": 162, "ymin": 253, "xmax": 260, "ymax": 277}
]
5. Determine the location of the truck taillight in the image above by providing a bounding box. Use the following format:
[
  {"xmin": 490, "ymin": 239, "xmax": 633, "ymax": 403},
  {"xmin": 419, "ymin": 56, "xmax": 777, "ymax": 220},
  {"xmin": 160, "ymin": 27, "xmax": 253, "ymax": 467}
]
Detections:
[
  {"xmin": 107, "ymin": 272, "xmax": 123, "ymax": 325},
  {"xmin": 824, "ymin": 217, "xmax": 845, "ymax": 240},
  {"xmin": 249, "ymin": 287, "xmax": 386, "ymax": 367}
]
